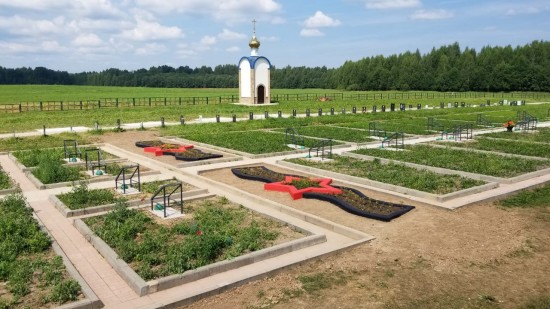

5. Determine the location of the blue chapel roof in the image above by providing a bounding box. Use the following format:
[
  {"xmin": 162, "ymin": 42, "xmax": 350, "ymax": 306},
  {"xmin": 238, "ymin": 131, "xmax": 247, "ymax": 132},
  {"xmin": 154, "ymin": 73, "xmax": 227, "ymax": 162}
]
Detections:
[{"xmin": 238, "ymin": 56, "xmax": 271, "ymax": 69}]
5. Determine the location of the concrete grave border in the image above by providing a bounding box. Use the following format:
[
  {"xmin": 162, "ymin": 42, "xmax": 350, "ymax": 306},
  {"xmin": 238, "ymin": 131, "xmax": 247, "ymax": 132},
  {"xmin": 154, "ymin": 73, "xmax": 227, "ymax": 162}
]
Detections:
[{"xmin": 73, "ymin": 195, "xmax": 328, "ymax": 296}]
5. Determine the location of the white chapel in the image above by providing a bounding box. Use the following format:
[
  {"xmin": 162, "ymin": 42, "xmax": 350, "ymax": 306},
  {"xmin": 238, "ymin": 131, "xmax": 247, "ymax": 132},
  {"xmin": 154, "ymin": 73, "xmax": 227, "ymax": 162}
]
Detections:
[{"xmin": 238, "ymin": 20, "xmax": 271, "ymax": 104}]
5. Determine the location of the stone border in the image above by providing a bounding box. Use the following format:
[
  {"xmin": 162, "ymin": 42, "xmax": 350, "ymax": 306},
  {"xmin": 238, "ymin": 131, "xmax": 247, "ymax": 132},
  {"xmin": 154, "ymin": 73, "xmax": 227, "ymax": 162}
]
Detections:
[
  {"xmin": 28, "ymin": 207, "xmax": 103, "ymax": 309},
  {"xmin": 50, "ymin": 188, "xmax": 211, "ymax": 217},
  {"xmin": 342, "ymin": 151, "xmax": 550, "ymax": 185},
  {"xmin": 25, "ymin": 169, "xmax": 161, "ymax": 190},
  {"xmin": 425, "ymin": 142, "xmax": 550, "ymax": 162},
  {"xmin": 73, "ymin": 204, "xmax": 327, "ymax": 296},
  {"xmin": 176, "ymin": 156, "xmax": 243, "ymax": 168},
  {"xmin": 0, "ymin": 187, "xmax": 19, "ymax": 195},
  {"xmin": 169, "ymin": 136, "xmax": 351, "ymax": 159},
  {"xmin": 276, "ymin": 160, "xmax": 499, "ymax": 203}
]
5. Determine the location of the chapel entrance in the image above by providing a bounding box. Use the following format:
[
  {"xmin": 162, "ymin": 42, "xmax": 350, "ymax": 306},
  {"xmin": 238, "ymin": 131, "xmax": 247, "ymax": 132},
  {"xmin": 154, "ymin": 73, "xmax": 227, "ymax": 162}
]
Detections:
[{"xmin": 257, "ymin": 85, "xmax": 265, "ymax": 104}]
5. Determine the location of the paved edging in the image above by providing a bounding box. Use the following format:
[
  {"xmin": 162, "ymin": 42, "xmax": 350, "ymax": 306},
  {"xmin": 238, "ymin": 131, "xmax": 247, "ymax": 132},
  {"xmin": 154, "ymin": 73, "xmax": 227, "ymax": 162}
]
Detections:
[
  {"xmin": 342, "ymin": 151, "xmax": 550, "ymax": 185},
  {"xmin": 24, "ymin": 168, "xmax": 161, "ymax": 190},
  {"xmin": 169, "ymin": 136, "xmax": 352, "ymax": 160},
  {"xmin": 49, "ymin": 188, "xmax": 209, "ymax": 217},
  {"xmin": 73, "ymin": 217, "xmax": 327, "ymax": 297},
  {"xmin": 30, "ymin": 212, "xmax": 103, "ymax": 309},
  {"xmin": 275, "ymin": 159, "xmax": 499, "ymax": 203}
]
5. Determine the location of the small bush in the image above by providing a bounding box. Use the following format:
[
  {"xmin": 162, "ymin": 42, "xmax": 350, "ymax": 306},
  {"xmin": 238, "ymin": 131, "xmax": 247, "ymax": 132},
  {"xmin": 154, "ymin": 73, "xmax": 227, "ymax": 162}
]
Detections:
[
  {"xmin": 57, "ymin": 182, "xmax": 117, "ymax": 209},
  {"xmin": 33, "ymin": 153, "xmax": 81, "ymax": 184},
  {"xmin": 47, "ymin": 280, "xmax": 81, "ymax": 304}
]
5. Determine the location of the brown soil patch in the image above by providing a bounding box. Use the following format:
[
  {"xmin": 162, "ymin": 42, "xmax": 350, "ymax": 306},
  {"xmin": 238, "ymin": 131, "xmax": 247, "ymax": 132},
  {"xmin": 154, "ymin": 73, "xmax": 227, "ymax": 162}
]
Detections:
[
  {"xmin": 183, "ymin": 165, "xmax": 550, "ymax": 309},
  {"xmin": 97, "ymin": 130, "xmax": 225, "ymax": 167}
]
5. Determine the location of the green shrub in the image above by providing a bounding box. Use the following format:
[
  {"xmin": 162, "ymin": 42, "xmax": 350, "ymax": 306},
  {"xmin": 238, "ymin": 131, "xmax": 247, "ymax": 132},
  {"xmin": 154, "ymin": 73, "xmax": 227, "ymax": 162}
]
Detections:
[
  {"xmin": 33, "ymin": 153, "xmax": 81, "ymax": 184},
  {"xmin": 46, "ymin": 280, "xmax": 81, "ymax": 304},
  {"xmin": 57, "ymin": 182, "xmax": 118, "ymax": 209},
  {"xmin": 85, "ymin": 198, "xmax": 283, "ymax": 280}
]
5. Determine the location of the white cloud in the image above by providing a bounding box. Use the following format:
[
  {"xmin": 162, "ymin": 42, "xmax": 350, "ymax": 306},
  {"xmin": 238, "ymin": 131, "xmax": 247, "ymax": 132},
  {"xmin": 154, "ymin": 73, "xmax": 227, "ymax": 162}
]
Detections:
[
  {"xmin": 0, "ymin": 15, "xmax": 67, "ymax": 36},
  {"xmin": 301, "ymin": 11, "xmax": 339, "ymax": 38},
  {"xmin": 505, "ymin": 7, "xmax": 541, "ymax": 16},
  {"xmin": 200, "ymin": 35, "xmax": 217, "ymax": 45},
  {"xmin": 41, "ymin": 40, "xmax": 65, "ymax": 52},
  {"xmin": 135, "ymin": 43, "xmax": 167, "ymax": 55},
  {"xmin": 411, "ymin": 9, "xmax": 453, "ymax": 20},
  {"xmin": 300, "ymin": 28, "xmax": 324, "ymax": 37},
  {"xmin": 218, "ymin": 29, "xmax": 246, "ymax": 41},
  {"xmin": 0, "ymin": 0, "xmax": 70, "ymax": 10},
  {"xmin": 364, "ymin": 0, "xmax": 421, "ymax": 9},
  {"xmin": 226, "ymin": 46, "xmax": 240, "ymax": 52},
  {"xmin": 119, "ymin": 16, "xmax": 183, "ymax": 41},
  {"xmin": 135, "ymin": 0, "xmax": 281, "ymax": 21},
  {"xmin": 72, "ymin": 33, "xmax": 103, "ymax": 47},
  {"xmin": 0, "ymin": 0, "xmax": 123, "ymax": 18},
  {"xmin": 176, "ymin": 44, "xmax": 197, "ymax": 58},
  {"xmin": 70, "ymin": 0, "xmax": 124, "ymax": 18},
  {"xmin": 304, "ymin": 11, "xmax": 341, "ymax": 28}
]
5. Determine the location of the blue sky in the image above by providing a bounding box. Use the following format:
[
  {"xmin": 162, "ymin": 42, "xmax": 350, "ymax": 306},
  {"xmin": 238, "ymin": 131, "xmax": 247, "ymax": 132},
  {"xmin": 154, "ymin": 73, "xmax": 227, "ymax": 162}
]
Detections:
[{"xmin": 0, "ymin": 0, "xmax": 548, "ymax": 73}]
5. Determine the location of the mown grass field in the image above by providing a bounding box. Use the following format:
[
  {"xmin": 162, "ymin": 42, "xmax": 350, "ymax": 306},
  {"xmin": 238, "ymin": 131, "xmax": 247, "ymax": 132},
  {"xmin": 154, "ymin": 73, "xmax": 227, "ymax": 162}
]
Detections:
[{"xmin": 0, "ymin": 85, "xmax": 549, "ymax": 134}]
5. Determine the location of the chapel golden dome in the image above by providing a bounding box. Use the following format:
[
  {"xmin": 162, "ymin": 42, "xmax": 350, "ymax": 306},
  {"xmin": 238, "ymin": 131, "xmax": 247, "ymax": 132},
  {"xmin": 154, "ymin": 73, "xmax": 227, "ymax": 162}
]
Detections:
[{"xmin": 249, "ymin": 34, "xmax": 260, "ymax": 49}]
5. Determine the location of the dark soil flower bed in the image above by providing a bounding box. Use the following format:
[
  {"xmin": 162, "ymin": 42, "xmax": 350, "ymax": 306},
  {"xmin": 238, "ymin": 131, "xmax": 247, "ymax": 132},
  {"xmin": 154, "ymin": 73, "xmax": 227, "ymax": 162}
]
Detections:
[
  {"xmin": 136, "ymin": 140, "xmax": 222, "ymax": 161},
  {"xmin": 303, "ymin": 186, "xmax": 414, "ymax": 221},
  {"xmin": 174, "ymin": 149, "xmax": 223, "ymax": 161},
  {"xmin": 231, "ymin": 166, "xmax": 300, "ymax": 183},
  {"xmin": 135, "ymin": 140, "xmax": 163, "ymax": 148},
  {"xmin": 231, "ymin": 166, "xmax": 414, "ymax": 221}
]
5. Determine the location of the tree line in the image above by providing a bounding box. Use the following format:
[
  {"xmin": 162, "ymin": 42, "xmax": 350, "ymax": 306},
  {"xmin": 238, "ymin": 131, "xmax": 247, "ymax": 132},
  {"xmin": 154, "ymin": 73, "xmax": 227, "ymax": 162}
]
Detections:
[{"xmin": 1, "ymin": 40, "xmax": 548, "ymax": 92}]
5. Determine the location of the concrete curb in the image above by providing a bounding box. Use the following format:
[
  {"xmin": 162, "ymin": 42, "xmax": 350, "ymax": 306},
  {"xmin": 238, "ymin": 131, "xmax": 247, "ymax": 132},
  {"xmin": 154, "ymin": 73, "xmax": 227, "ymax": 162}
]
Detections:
[
  {"xmin": 343, "ymin": 151, "xmax": 550, "ymax": 185},
  {"xmin": 29, "ymin": 209, "xmax": 103, "ymax": 309},
  {"xmin": 170, "ymin": 136, "xmax": 352, "ymax": 160},
  {"xmin": 148, "ymin": 234, "xmax": 327, "ymax": 294},
  {"xmin": 176, "ymin": 156, "xmax": 243, "ymax": 168},
  {"xmin": 425, "ymin": 142, "xmax": 550, "ymax": 161},
  {"xmin": 275, "ymin": 159, "xmax": 498, "ymax": 203},
  {"xmin": 25, "ymin": 169, "xmax": 161, "ymax": 190},
  {"xmin": 74, "ymin": 219, "xmax": 150, "ymax": 296},
  {"xmin": 342, "ymin": 151, "xmax": 504, "ymax": 183},
  {"xmin": 74, "ymin": 212, "xmax": 327, "ymax": 297},
  {"xmin": 50, "ymin": 188, "xmax": 209, "ymax": 218}
]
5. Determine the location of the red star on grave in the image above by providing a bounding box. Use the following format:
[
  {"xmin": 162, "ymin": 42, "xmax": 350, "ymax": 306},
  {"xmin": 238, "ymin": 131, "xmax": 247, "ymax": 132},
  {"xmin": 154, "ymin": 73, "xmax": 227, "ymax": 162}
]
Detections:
[
  {"xmin": 264, "ymin": 176, "xmax": 342, "ymax": 200},
  {"xmin": 143, "ymin": 144, "xmax": 193, "ymax": 156}
]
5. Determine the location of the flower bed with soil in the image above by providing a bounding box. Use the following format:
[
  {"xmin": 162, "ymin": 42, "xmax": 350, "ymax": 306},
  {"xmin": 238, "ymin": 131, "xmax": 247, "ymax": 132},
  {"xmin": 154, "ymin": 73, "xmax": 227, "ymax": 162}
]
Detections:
[
  {"xmin": 231, "ymin": 166, "xmax": 414, "ymax": 221},
  {"xmin": 286, "ymin": 155, "xmax": 486, "ymax": 194},
  {"xmin": 135, "ymin": 140, "xmax": 223, "ymax": 161},
  {"xmin": 52, "ymin": 180, "xmax": 204, "ymax": 217},
  {"xmin": 76, "ymin": 197, "xmax": 319, "ymax": 295}
]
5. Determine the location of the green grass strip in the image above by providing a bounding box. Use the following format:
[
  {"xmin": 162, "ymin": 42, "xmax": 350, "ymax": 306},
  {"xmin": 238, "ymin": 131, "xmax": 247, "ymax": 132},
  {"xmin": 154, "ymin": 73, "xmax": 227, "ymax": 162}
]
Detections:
[
  {"xmin": 353, "ymin": 145, "xmax": 550, "ymax": 177},
  {"xmin": 0, "ymin": 133, "xmax": 93, "ymax": 152},
  {"xmin": 481, "ymin": 127, "xmax": 550, "ymax": 143},
  {"xmin": 274, "ymin": 125, "xmax": 373, "ymax": 143},
  {"xmin": 181, "ymin": 130, "xmax": 337, "ymax": 154},
  {"xmin": 499, "ymin": 184, "xmax": 550, "ymax": 208},
  {"xmin": 436, "ymin": 137, "xmax": 550, "ymax": 158},
  {"xmin": 287, "ymin": 155, "xmax": 485, "ymax": 194}
]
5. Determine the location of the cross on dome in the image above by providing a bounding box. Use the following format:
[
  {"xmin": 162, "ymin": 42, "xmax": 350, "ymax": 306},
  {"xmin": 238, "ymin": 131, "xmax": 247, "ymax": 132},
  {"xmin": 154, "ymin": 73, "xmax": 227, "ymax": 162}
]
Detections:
[{"xmin": 249, "ymin": 19, "xmax": 260, "ymax": 53}]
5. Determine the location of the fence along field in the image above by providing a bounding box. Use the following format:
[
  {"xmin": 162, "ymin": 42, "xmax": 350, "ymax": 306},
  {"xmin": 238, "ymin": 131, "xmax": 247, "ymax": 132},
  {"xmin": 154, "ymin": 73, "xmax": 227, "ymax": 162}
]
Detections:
[{"xmin": 0, "ymin": 85, "xmax": 549, "ymax": 114}]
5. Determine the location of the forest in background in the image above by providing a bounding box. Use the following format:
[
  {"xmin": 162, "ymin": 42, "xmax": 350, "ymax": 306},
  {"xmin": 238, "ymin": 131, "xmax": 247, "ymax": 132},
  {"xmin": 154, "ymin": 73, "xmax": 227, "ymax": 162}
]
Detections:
[{"xmin": 1, "ymin": 40, "xmax": 549, "ymax": 92}]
